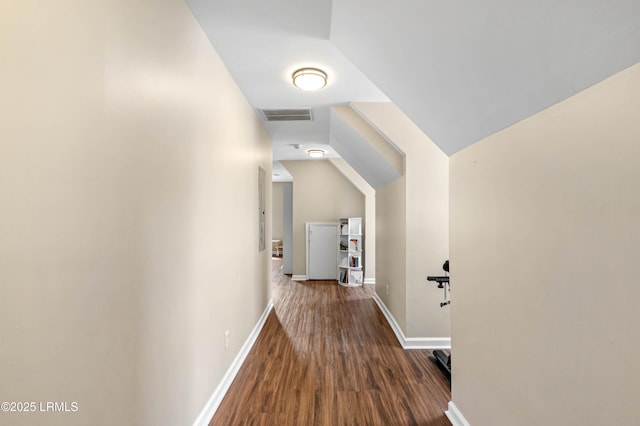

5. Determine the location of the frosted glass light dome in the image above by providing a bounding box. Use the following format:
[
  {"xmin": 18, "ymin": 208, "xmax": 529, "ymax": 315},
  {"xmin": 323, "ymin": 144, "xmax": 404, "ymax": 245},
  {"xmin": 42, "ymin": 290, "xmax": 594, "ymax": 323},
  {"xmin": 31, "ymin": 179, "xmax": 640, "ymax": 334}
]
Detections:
[
  {"xmin": 292, "ymin": 68, "xmax": 327, "ymax": 91},
  {"xmin": 306, "ymin": 149, "xmax": 325, "ymax": 158}
]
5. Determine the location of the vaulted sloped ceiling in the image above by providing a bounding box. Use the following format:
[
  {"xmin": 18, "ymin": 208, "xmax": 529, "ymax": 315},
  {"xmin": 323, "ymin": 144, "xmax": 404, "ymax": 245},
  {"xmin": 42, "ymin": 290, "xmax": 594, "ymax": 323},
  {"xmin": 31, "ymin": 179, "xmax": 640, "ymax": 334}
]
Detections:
[
  {"xmin": 330, "ymin": 105, "xmax": 403, "ymax": 189},
  {"xmin": 330, "ymin": 0, "xmax": 640, "ymax": 155},
  {"xmin": 188, "ymin": 0, "xmax": 640, "ymax": 158}
]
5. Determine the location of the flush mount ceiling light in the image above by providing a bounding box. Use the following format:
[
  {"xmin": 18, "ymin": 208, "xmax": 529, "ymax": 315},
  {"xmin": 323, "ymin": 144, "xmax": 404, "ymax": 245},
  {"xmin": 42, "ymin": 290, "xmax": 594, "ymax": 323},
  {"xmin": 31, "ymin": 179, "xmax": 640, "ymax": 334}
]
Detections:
[
  {"xmin": 307, "ymin": 149, "xmax": 326, "ymax": 158},
  {"xmin": 292, "ymin": 68, "xmax": 327, "ymax": 91}
]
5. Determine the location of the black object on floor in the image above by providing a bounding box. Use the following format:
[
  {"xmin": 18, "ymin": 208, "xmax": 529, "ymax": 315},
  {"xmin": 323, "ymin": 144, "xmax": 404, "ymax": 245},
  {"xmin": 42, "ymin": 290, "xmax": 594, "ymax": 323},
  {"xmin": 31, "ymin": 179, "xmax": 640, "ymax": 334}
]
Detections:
[
  {"xmin": 429, "ymin": 350, "xmax": 451, "ymax": 383},
  {"xmin": 427, "ymin": 259, "xmax": 452, "ymax": 382}
]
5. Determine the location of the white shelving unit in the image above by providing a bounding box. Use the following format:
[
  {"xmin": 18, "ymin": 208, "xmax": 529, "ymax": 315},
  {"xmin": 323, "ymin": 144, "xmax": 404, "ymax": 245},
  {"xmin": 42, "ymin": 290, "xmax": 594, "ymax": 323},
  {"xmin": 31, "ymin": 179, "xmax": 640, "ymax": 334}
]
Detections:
[{"xmin": 337, "ymin": 217, "xmax": 364, "ymax": 287}]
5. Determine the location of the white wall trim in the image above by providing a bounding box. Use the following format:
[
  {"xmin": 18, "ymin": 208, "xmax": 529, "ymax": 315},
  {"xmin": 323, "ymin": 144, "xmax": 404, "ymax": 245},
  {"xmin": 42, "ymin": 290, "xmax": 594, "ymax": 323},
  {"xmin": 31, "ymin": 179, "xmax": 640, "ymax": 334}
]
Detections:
[
  {"xmin": 373, "ymin": 293, "xmax": 405, "ymax": 346},
  {"xmin": 372, "ymin": 293, "xmax": 451, "ymax": 349},
  {"xmin": 192, "ymin": 300, "xmax": 274, "ymax": 426},
  {"xmin": 445, "ymin": 401, "xmax": 471, "ymax": 426},
  {"xmin": 404, "ymin": 337, "xmax": 451, "ymax": 349},
  {"xmin": 291, "ymin": 275, "xmax": 308, "ymax": 281},
  {"xmin": 363, "ymin": 278, "xmax": 376, "ymax": 285}
]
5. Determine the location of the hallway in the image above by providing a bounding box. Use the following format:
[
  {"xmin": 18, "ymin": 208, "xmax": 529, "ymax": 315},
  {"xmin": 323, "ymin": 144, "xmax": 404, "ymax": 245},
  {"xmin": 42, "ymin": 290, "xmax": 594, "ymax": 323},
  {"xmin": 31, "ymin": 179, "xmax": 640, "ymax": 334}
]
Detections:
[{"xmin": 210, "ymin": 259, "xmax": 451, "ymax": 425}]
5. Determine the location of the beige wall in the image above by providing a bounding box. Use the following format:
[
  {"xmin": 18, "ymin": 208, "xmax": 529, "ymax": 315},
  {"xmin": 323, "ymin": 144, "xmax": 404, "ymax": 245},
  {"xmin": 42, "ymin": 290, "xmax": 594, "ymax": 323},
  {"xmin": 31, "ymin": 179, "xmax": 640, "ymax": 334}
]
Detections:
[
  {"xmin": 272, "ymin": 182, "xmax": 285, "ymax": 241},
  {"xmin": 450, "ymin": 63, "xmax": 640, "ymax": 425},
  {"xmin": 353, "ymin": 103, "xmax": 450, "ymax": 339},
  {"xmin": 376, "ymin": 177, "xmax": 407, "ymax": 331},
  {"xmin": 281, "ymin": 160, "xmax": 365, "ymax": 277},
  {"xmin": 0, "ymin": 1, "xmax": 271, "ymax": 425}
]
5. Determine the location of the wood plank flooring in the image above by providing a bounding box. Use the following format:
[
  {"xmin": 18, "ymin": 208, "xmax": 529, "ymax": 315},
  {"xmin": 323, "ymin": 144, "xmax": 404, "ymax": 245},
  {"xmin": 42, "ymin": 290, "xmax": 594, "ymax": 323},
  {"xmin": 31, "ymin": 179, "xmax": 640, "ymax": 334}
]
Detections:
[{"xmin": 210, "ymin": 259, "xmax": 451, "ymax": 425}]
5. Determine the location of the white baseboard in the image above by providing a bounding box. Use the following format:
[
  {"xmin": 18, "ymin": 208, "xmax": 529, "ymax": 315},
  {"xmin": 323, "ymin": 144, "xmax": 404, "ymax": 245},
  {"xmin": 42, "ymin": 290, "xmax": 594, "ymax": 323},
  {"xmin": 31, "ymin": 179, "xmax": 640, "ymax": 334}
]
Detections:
[
  {"xmin": 445, "ymin": 401, "xmax": 471, "ymax": 426},
  {"xmin": 363, "ymin": 278, "xmax": 376, "ymax": 285},
  {"xmin": 372, "ymin": 293, "xmax": 451, "ymax": 350},
  {"xmin": 192, "ymin": 300, "xmax": 274, "ymax": 426},
  {"xmin": 404, "ymin": 337, "xmax": 451, "ymax": 349},
  {"xmin": 291, "ymin": 275, "xmax": 308, "ymax": 281},
  {"xmin": 372, "ymin": 293, "xmax": 405, "ymax": 346}
]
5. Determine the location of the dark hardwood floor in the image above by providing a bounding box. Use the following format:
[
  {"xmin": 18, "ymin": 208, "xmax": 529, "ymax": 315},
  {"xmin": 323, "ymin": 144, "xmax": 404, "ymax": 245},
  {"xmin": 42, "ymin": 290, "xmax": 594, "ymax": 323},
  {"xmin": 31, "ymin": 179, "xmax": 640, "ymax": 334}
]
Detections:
[{"xmin": 210, "ymin": 259, "xmax": 451, "ymax": 425}]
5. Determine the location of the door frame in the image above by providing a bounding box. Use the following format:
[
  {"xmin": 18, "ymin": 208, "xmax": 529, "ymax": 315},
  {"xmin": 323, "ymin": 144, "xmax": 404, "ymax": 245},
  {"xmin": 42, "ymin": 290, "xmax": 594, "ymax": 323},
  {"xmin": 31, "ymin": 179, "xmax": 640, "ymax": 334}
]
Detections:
[{"xmin": 305, "ymin": 222, "xmax": 339, "ymax": 280}]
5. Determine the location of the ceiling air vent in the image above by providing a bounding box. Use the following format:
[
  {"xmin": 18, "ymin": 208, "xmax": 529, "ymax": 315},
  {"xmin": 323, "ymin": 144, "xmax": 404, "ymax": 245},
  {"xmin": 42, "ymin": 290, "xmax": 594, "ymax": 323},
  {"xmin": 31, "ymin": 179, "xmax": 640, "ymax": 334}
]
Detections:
[{"xmin": 260, "ymin": 108, "xmax": 312, "ymax": 122}]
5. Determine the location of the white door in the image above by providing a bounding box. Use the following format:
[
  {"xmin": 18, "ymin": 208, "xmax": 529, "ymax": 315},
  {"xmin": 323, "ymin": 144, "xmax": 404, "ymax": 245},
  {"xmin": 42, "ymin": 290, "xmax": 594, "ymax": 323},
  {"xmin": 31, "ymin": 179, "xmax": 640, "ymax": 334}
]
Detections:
[{"xmin": 307, "ymin": 223, "xmax": 338, "ymax": 280}]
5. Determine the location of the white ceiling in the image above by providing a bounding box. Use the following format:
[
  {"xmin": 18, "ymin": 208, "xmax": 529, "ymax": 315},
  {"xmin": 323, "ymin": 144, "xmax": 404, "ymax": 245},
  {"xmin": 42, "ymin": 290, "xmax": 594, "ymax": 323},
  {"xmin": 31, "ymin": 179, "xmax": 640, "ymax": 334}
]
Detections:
[
  {"xmin": 187, "ymin": 0, "xmax": 640, "ymax": 161},
  {"xmin": 332, "ymin": 0, "xmax": 640, "ymax": 155},
  {"xmin": 186, "ymin": 0, "xmax": 389, "ymax": 170}
]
